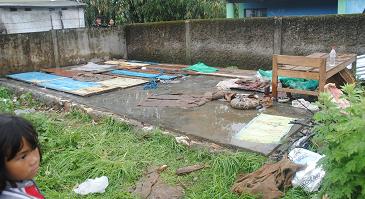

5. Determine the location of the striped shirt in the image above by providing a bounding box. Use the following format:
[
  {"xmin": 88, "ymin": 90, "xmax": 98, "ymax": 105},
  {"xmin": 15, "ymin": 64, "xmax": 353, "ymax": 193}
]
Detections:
[{"xmin": 0, "ymin": 180, "xmax": 44, "ymax": 199}]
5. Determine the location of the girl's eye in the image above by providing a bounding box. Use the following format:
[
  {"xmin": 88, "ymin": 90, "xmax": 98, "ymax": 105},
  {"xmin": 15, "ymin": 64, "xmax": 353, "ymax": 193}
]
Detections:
[{"xmin": 21, "ymin": 154, "xmax": 27, "ymax": 159}]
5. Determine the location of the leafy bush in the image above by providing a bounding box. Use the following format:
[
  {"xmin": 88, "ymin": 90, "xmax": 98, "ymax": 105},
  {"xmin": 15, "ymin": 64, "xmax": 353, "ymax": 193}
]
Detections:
[{"xmin": 314, "ymin": 84, "xmax": 365, "ymax": 199}]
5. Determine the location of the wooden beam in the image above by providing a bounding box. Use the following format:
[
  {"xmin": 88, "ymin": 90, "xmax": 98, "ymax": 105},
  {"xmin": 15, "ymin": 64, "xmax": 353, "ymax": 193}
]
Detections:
[
  {"xmin": 278, "ymin": 87, "xmax": 318, "ymax": 96},
  {"xmin": 275, "ymin": 55, "xmax": 325, "ymax": 68},
  {"xmin": 277, "ymin": 69, "xmax": 319, "ymax": 80},
  {"xmin": 326, "ymin": 56, "xmax": 356, "ymax": 79}
]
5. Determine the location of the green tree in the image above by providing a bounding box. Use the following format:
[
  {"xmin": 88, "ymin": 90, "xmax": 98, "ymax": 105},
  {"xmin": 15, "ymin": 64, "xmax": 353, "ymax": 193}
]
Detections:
[{"xmin": 82, "ymin": 0, "xmax": 225, "ymax": 26}]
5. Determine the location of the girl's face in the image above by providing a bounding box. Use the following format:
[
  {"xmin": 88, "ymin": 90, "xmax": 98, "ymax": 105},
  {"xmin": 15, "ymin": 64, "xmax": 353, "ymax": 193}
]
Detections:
[{"xmin": 5, "ymin": 138, "xmax": 40, "ymax": 181}]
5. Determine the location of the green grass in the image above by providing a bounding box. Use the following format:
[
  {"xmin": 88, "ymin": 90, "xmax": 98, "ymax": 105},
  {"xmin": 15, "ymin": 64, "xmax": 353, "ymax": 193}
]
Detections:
[{"xmin": 0, "ymin": 87, "xmax": 312, "ymax": 198}]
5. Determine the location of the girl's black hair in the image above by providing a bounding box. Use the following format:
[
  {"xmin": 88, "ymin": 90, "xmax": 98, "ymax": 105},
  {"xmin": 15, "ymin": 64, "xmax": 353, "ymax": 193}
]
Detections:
[{"xmin": 0, "ymin": 114, "xmax": 41, "ymax": 192}]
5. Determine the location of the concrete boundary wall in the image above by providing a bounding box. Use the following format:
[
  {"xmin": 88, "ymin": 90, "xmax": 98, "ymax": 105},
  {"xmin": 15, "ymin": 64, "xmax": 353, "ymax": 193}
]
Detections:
[
  {"xmin": 0, "ymin": 27, "xmax": 126, "ymax": 75},
  {"xmin": 1, "ymin": 14, "xmax": 365, "ymax": 75},
  {"xmin": 126, "ymin": 14, "xmax": 365, "ymax": 69}
]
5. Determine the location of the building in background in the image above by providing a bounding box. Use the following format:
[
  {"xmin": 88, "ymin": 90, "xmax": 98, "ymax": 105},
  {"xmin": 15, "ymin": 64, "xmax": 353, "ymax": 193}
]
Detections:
[
  {"xmin": 0, "ymin": 0, "xmax": 85, "ymax": 34},
  {"xmin": 226, "ymin": 0, "xmax": 365, "ymax": 18}
]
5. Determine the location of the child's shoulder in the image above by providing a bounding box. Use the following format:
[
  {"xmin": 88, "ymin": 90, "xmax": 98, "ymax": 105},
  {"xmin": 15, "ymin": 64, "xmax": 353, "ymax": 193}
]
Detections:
[{"xmin": 0, "ymin": 180, "xmax": 44, "ymax": 199}]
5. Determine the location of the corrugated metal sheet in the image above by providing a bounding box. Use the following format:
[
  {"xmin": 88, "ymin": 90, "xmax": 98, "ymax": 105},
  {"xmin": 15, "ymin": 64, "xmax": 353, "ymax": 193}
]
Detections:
[
  {"xmin": 357, "ymin": 55, "xmax": 365, "ymax": 80},
  {"xmin": 0, "ymin": 0, "xmax": 85, "ymax": 8}
]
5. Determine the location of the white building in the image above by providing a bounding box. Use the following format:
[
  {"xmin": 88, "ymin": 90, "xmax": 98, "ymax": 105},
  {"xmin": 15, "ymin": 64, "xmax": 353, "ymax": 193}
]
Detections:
[{"xmin": 0, "ymin": 0, "xmax": 86, "ymax": 34}]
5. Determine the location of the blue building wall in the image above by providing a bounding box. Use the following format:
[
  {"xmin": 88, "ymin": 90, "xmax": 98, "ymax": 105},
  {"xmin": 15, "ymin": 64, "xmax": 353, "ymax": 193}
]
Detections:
[
  {"xmin": 344, "ymin": 0, "xmax": 365, "ymax": 14},
  {"xmin": 243, "ymin": 0, "xmax": 338, "ymax": 17}
]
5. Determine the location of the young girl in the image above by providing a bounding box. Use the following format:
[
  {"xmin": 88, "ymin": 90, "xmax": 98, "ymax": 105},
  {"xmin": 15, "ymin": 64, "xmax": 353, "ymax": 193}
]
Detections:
[{"xmin": 0, "ymin": 114, "xmax": 44, "ymax": 199}]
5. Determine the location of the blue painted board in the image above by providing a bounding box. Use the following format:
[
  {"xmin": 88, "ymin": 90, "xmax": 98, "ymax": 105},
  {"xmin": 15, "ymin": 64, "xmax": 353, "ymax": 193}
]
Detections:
[
  {"xmin": 38, "ymin": 78, "xmax": 101, "ymax": 91},
  {"xmin": 111, "ymin": 70, "xmax": 176, "ymax": 80}
]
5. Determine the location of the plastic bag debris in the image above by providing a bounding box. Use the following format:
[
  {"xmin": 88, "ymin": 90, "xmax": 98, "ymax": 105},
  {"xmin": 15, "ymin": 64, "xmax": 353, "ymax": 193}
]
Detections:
[
  {"xmin": 288, "ymin": 148, "xmax": 325, "ymax": 192},
  {"xmin": 14, "ymin": 108, "xmax": 36, "ymax": 116},
  {"xmin": 175, "ymin": 136, "xmax": 190, "ymax": 146},
  {"xmin": 292, "ymin": 99, "xmax": 319, "ymax": 112},
  {"xmin": 73, "ymin": 176, "xmax": 109, "ymax": 195}
]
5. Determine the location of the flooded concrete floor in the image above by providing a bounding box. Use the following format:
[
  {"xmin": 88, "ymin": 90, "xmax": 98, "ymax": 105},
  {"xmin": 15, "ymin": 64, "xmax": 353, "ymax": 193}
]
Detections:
[{"xmin": 2, "ymin": 75, "xmax": 311, "ymax": 155}]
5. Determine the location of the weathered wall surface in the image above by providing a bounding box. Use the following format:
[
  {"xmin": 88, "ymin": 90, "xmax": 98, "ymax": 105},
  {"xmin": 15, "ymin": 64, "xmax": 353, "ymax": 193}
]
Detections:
[
  {"xmin": 57, "ymin": 27, "xmax": 126, "ymax": 66},
  {"xmin": 281, "ymin": 14, "xmax": 364, "ymax": 55},
  {"xmin": 126, "ymin": 14, "xmax": 365, "ymax": 69},
  {"xmin": 1, "ymin": 14, "xmax": 365, "ymax": 75},
  {"xmin": 0, "ymin": 31, "xmax": 54, "ymax": 75},
  {"xmin": 0, "ymin": 27, "xmax": 126, "ymax": 75},
  {"xmin": 126, "ymin": 21, "xmax": 186, "ymax": 64},
  {"xmin": 190, "ymin": 18, "xmax": 275, "ymax": 69}
]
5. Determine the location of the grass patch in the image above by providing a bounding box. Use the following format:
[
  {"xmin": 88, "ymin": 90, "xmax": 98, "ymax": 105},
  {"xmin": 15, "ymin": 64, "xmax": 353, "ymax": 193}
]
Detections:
[{"xmin": 0, "ymin": 87, "xmax": 313, "ymax": 198}]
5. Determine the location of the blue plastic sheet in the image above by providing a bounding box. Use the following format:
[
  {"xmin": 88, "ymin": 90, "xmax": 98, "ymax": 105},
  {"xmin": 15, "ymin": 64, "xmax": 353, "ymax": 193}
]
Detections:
[
  {"xmin": 111, "ymin": 70, "xmax": 176, "ymax": 80},
  {"xmin": 7, "ymin": 72, "xmax": 64, "ymax": 83}
]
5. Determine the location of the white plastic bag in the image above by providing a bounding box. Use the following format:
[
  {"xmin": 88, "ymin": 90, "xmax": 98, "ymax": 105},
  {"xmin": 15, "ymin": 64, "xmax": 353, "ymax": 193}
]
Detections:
[
  {"xmin": 292, "ymin": 99, "xmax": 319, "ymax": 111},
  {"xmin": 73, "ymin": 176, "xmax": 109, "ymax": 195},
  {"xmin": 288, "ymin": 148, "xmax": 325, "ymax": 192}
]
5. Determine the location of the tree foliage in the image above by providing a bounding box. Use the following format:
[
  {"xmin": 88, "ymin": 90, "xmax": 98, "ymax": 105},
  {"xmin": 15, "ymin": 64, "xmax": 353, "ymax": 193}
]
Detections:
[
  {"xmin": 314, "ymin": 84, "xmax": 365, "ymax": 199},
  {"xmin": 82, "ymin": 0, "xmax": 225, "ymax": 25}
]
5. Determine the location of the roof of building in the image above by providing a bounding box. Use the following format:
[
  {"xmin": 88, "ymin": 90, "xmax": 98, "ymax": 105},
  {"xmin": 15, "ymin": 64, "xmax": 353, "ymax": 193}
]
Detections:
[{"xmin": 0, "ymin": 0, "xmax": 85, "ymax": 8}]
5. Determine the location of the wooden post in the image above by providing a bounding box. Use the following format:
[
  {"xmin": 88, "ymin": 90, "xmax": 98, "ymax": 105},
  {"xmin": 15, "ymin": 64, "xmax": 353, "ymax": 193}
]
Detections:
[
  {"xmin": 318, "ymin": 58, "xmax": 326, "ymax": 93},
  {"xmin": 272, "ymin": 55, "xmax": 279, "ymax": 99}
]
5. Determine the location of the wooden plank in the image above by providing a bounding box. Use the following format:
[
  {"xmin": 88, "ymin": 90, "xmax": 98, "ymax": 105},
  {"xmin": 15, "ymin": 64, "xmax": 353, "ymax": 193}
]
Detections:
[
  {"xmin": 280, "ymin": 65, "xmax": 297, "ymax": 70},
  {"xmin": 306, "ymin": 53, "xmax": 327, "ymax": 58},
  {"xmin": 277, "ymin": 69, "xmax": 319, "ymax": 80},
  {"xmin": 278, "ymin": 87, "xmax": 318, "ymax": 96},
  {"xmin": 276, "ymin": 55, "xmax": 325, "ymax": 67},
  {"xmin": 285, "ymin": 66, "xmax": 315, "ymax": 72},
  {"xmin": 196, "ymin": 72, "xmax": 255, "ymax": 79},
  {"xmin": 319, "ymin": 58, "xmax": 327, "ymax": 92},
  {"xmin": 326, "ymin": 55, "xmax": 356, "ymax": 79},
  {"xmin": 272, "ymin": 55, "xmax": 279, "ymax": 99},
  {"xmin": 176, "ymin": 164, "xmax": 205, "ymax": 175},
  {"xmin": 99, "ymin": 77, "xmax": 148, "ymax": 88},
  {"xmin": 71, "ymin": 77, "xmax": 148, "ymax": 97},
  {"xmin": 339, "ymin": 68, "xmax": 356, "ymax": 84}
]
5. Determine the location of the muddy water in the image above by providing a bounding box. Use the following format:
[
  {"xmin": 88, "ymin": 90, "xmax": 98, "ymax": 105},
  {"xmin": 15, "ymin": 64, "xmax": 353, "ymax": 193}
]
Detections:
[{"xmin": 82, "ymin": 76, "xmax": 310, "ymax": 155}]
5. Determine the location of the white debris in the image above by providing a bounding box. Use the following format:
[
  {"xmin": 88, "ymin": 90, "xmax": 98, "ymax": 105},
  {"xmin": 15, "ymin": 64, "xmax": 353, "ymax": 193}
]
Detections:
[
  {"xmin": 289, "ymin": 148, "xmax": 325, "ymax": 192},
  {"xmin": 71, "ymin": 62, "xmax": 115, "ymax": 72},
  {"xmin": 74, "ymin": 176, "xmax": 109, "ymax": 195},
  {"xmin": 292, "ymin": 99, "xmax": 319, "ymax": 111},
  {"xmin": 14, "ymin": 108, "xmax": 36, "ymax": 116},
  {"xmin": 175, "ymin": 136, "xmax": 190, "ymax": 146},
  {"xmin": 142, "ymin": 126, "xmax": 154, "ymax": 131}
]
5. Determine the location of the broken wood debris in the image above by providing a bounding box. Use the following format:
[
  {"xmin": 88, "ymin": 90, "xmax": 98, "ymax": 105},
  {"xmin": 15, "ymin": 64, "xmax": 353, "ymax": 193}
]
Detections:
[
  {"xmin": 132, "ymin": 165, "xmax": 184, "ymax": 199},
  {"xmin": 176, "ymin": 164, "xmax": 205, "ymax": 176}
]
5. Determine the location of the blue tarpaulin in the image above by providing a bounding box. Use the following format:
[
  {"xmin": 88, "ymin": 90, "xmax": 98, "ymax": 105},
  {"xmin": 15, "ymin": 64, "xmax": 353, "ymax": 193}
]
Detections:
[{"xmin": 111, "ymin": 70, "xmax": 177, "ymax": 80}]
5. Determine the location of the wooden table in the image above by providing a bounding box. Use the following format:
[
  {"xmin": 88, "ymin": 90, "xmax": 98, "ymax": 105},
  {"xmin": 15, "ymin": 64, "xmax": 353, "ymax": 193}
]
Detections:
[{"xmin": 272, "ymin": 52, "xmax": 357, "ymax": 98}]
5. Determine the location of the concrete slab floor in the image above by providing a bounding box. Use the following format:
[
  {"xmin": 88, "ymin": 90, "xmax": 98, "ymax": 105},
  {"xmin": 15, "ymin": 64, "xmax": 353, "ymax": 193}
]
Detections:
[{"xmin": 0, "ymin": 75, "xmax": 312, "ymax": 155}]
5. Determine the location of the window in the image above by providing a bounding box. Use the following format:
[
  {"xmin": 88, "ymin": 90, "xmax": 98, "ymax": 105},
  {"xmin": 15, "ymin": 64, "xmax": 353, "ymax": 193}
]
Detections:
[
  {"xmin": 25, "ymin": 8, "xmax": 32, "ymax": 11},
  {"xmin": 244, "ymin": 8, "xmax": 267, "ymax": 17},
  {"xmin": 10, "ymin": 8, "xmax": 17, "ymax": 11},
  {"xmin": 61, "ymin": 8, "xmax": 68, "ymax": 10}
]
